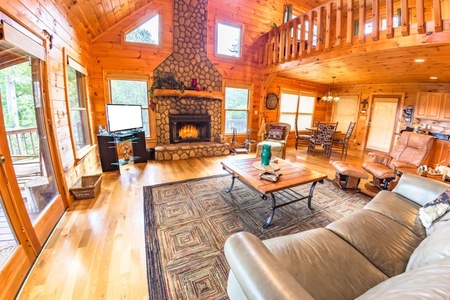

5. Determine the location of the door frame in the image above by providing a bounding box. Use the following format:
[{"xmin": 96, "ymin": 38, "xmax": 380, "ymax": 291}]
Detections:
[{"xmin": 364, "ymin": 93, "xmax": 404, "ymax": 153}]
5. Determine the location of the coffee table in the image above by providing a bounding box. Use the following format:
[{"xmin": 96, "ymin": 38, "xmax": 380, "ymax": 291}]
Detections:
[{"xmin": 221, "ymin": 157, "xmax": 327, "ymax": 228}]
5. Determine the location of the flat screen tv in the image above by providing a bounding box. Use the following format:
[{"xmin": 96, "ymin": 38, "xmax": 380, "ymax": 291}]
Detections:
[{"xmin": 106, "ymin": 104, "xmax": 143, "ymax": 133}]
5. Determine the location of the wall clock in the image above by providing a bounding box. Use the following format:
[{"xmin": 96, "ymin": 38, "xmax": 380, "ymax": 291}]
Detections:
[{"xmin": 266, "ymin": 93, "xmax": 279, "ymax": 110}]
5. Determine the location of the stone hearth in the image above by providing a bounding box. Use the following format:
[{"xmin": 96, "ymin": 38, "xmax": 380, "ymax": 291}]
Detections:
[{"xmin": 154, "ymin": 93, "xmax": 229, "ymax": 161}]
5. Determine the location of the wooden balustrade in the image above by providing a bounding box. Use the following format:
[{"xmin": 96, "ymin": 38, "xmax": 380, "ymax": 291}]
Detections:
[
  {"xmin": 6, "ymin": 127, "xmax": 39, "ymax": 160},
  {"xmin": 261, "ymin": 0, "xmax": 448, "ymax": 67}
]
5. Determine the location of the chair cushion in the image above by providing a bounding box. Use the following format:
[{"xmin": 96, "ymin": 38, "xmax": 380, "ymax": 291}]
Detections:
[
  {"xmin": 332, "ymin": 161, "xmax": 369, "ymax": 179},
  {"xmin": 267, "ymin": 125, "xmax": 286, "ymax": 140},
  {"xmin": 362, "ymin": 162, "xmax": 396, "ymax": 179}
]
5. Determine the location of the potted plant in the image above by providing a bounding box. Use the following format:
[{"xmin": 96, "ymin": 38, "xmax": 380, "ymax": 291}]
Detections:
[{"xmin": 149, "ymin": 71, "xmax": 185, "ymax": 98}]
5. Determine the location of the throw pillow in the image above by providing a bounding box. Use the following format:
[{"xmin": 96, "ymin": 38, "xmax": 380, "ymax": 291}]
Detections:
[
  {"xmin": 267, "ymin": 125, "xmax": 286, "ymax": 140},
  {"xmin": 418, "ymin": 188, "xmax": 450, "ymax": 228}
]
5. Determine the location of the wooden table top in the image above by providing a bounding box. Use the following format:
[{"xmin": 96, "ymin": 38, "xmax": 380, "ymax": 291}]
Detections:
[{"xmin": 221, "ymin": 157, "xmax": 327, "ymax": 194}]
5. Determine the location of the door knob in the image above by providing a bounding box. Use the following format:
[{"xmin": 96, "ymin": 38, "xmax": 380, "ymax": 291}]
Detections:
[{"xmin": 0, "ymin": 155, "xmax": 5, "ymax": 164}]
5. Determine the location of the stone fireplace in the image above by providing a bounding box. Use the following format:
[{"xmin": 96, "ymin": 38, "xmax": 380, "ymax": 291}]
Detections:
[
  {"xmin": 169, "ymin": 114, "xmax": 211, "ymax": 143},
  {"xmin": 154, "ymin": 95, "xmax": 229, "ymax": 160}
]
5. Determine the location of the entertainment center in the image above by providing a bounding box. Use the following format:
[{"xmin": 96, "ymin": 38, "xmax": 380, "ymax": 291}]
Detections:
[
  {"xmin": 98, "ymin": 103, "xmax": 147, "ymax": 172},
  {"xmin": 97, "ymin": 129, "xmax": 147, "ymax": 172}
]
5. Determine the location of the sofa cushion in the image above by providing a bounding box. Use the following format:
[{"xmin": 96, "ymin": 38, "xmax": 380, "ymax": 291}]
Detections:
[
  {"xmin": 263, "ymin": 228, "xmax": 388, "ymax": 300},
  {"xmin": 406, "ymin": 217, "xmax": 450, "ymax": 271},
  {"xmin": 418, "ymin": 188, "xmax": 450, "ymax": 228},
  {"xmin": 364, "ymin": 190, "xmax": 425, "ymax": 239},
  {"xmin": 356, "ymin": 257, "xmax": 450, "ymax": 299},
  {"xmin": 362, "ymin": 162, "xmax": 395, "ymax": 179},
  {"xmin": 391, "ymin": 173, "xmax": 449, "ymax": 206},
  {"xmin": 326, "ymin": 209, "xmax": 422, "ymax": 277}
]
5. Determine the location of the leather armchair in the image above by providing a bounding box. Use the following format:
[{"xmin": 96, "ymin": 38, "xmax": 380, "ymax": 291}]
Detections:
[{"xmin": 362, "ymin": 132, "xmax": 435, "ymax": 190}]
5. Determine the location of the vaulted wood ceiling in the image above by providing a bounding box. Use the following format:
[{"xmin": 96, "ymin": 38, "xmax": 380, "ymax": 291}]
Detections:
[{"xmin": 54, "ymin": 0, "xmax": 450, "ymax": 86}]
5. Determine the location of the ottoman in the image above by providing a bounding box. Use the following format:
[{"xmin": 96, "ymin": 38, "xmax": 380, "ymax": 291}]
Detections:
[{"xmin": 332, "ymin": 161, "xmax": 369, "ymax": 190}]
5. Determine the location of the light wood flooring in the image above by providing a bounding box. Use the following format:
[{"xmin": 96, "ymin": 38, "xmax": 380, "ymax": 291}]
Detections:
[{"xmin": 16, "ymin": 146, "xmax": 372, "ymax": 299}]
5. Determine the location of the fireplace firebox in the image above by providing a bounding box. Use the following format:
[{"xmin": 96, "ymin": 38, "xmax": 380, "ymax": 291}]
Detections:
[{"xmin": 169, "ymin": 114, "xmax": 211, "ymax": 143}]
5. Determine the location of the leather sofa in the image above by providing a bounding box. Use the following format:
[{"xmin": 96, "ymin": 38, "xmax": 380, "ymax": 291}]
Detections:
[
  {"xmin": 224, "ymin": 173, "xmax": 450, "ymax": 299},
  {"xmin": 362, "ymin": 132, "xmax": 434, "ymax": 190}
]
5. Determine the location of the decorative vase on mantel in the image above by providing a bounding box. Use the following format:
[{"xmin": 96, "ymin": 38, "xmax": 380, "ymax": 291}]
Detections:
[{"xmin": 260, "ymin": 144, "xmax": 272, "ymax": 166}]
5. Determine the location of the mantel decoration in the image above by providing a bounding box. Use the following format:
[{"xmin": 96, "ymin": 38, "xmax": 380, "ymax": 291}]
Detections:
[
  {"xmin": 149, "ymin": 71, "xmax": 186, "ymax": 110},
  {"xmin": 321, "ymin": 76, "xmax": 340, "ymax": 102}
]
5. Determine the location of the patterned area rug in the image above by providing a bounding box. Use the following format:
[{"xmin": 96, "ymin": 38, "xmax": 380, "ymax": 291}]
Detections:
[{"xmin": 143, "ymin": 174, "xmax": 372, "ymax": 299}]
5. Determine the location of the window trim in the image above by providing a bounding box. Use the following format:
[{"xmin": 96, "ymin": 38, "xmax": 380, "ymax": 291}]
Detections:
[
  {"xmin": 215, "ymin": 20, "xmax": 244, "ymax": 60},
  {"xmin": 106, "ymin": 74, "xmax": 153, "ymax": 139},
  {"xmin": 63, "ymin": 50, "xmax": 94, "ymax": 163},
  {"xmin": 121, "ymin": 13, "xmax": 161, "ymax": 46},
  {"xmin": 223, "ymin": 82, "xmax": 253, "ymax": 135}
]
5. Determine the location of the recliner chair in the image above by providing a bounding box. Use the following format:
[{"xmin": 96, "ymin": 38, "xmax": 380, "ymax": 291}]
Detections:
[{"xmin": 362, "ymin": 132, "xmax": 435, "ymax": 190}]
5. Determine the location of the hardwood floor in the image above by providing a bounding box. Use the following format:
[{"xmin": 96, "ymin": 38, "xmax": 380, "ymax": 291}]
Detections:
[{"xmin": 16, "ymin": 146, "xmax": 372, "ymax": 299}]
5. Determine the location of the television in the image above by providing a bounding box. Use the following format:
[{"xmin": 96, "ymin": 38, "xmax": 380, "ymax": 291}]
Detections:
[{"xmin": 106, "ymin": 104, "xmax": 143, "ymax": 133}]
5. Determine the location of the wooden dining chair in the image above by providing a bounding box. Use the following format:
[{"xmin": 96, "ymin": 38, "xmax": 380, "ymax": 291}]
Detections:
[
  {"xmin": 332, "ymin": 121, "xmax": 356, "ymax": 159},
  {"xmin": 295, "ymin": 120, "xmax": 320, "ymax": 150},
  {"xmin": 308, "ymin": 122, "xmax": 338, "ymax": 157}
]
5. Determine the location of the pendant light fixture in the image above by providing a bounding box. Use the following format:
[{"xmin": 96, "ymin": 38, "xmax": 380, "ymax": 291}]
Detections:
[{"xmin": 321, "ymin": 76, "xmax": 340, "ymax": 102}]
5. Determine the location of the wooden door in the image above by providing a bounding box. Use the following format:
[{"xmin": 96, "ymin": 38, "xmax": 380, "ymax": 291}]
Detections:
[
  {"xmin": 365, "ymin": 96, "xmax": 400, "ymax": 153},
  {"xmin": 0, "ymin": 115, "xmax": 38, "ymax": 300}
]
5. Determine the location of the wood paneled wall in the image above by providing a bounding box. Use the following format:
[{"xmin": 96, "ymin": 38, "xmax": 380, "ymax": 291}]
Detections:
[
  {"xmin": 335, "ymin": 82, "xmax": 450, "ymax": 149},
  {"xmin": 1, "ymin": 2, "xmax": 97, "ymax": 199}
]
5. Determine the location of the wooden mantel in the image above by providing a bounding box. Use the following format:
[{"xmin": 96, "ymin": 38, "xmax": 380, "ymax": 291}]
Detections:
[{"xmin": 153, "ymin": 89, "xmax": 223, "ymax": 100}]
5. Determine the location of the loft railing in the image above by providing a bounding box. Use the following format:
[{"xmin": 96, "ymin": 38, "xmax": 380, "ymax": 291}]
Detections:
[
  {"xmin": 6, "ymin": 127, "xmax": 39, "ymax": 160},
  {"xmin": 262, "ymin": 0, "xmax": 449, "ymax": 67}
]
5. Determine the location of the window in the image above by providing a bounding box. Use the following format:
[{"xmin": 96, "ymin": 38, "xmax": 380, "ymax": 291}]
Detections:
[
  {"xmin": 108, "ymin": 78, "xmax": 150, "ymax": 137},
  {"xmin": 224, "ymin": 86, "xmax": 250, "ymax": 133},
  {"xmin": 217, "ymin": 22, "xmax": 242, "ymax": 57},
  {"xmin": 279, "ymin": 91, "xmax": 315, "ymax": 132},
  {"xmin": 66, "ymin": 57, "xmax": 91, "ymax": 155},
  {"xmin": 124, "ymin": 14, "xmax": 159, "ymax": 45}
]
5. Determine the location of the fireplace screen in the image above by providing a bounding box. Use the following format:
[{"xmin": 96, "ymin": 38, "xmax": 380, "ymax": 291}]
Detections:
[{"xmin": 169, "ymin": 114, "xmax": 211, "ymax": 143}]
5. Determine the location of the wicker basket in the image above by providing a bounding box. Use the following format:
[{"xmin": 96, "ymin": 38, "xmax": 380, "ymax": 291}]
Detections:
[{"xmin": 70, "ymin": 174, "xmax": 103, "ymax": 199}]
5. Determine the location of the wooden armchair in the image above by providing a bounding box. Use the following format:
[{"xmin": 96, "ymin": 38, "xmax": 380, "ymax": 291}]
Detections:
[
  {"xmin": 332, "ymin": 121, "xmax": 356, "ymax": 159},
  {"xmin": 256, "ymin": 122, "xmax": 291, "ymax": 159}
]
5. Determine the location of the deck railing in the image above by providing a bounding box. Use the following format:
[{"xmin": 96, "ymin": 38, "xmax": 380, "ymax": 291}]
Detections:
[
  {"xmin": 262, "ymin": 0, "xmax": 449, "ymax": 67},
  {"xmin": 6, "ymin": 127, "xmax": 39, "ymax": 161}
]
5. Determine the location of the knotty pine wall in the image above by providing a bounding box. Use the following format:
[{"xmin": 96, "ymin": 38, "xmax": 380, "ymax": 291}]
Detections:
[
  {"xmin": 91, "ymin": 0, "xmax": 291, "ymax": 147},
  {"xmin": 334, "ymin": 82, "xmax": 450, "ymax": 150},
  {"xmin": 1, "ymin": 2, "xmax": 97, "ymax": 200}
]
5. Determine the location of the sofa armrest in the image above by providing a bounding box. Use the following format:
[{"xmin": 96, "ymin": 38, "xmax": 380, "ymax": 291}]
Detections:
[
  {"xmin": 392, "ymin": 173, "xmax": 450, "ymax": 206},
  {"xmin": 224, "ymin": 231, "xmax": 314, "ymax": 300},
  {"xmin": 368, "ymin": 152, "xmax": 392, "ymax": 165}
]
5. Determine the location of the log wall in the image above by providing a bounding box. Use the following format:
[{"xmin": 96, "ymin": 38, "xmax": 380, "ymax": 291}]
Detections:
[{"xmin": 0, "ymin": 1, "xmax": 97, "ymax": 199}]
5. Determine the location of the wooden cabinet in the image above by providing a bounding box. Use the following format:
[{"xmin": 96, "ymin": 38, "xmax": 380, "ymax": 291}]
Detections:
[
  {"xmin": 428, "ymin": 139, "xmax": 450, "ymax": 168},
  {"xmin": 415, "ymin": 92, "xmax": 442, "ymax": 119},
  {"xmin": 440, "ymin": 94, "xmax": 450, "ymax": 121}
]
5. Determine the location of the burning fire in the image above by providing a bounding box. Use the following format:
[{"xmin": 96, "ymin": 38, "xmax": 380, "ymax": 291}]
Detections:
[{"xmin": 179, "ymin": 124, "xmax": 199, "ymax": 139}]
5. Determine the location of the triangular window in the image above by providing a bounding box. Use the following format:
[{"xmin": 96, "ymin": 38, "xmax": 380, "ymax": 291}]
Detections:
[{"xmin": 125, "ymin": 14, "xmax": 159, "ymax": 45}]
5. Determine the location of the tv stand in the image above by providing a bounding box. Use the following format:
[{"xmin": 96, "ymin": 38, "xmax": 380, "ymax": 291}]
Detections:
[{"xmin": 97, "ymin": 129, "xmax": 147, "ymax": 172}]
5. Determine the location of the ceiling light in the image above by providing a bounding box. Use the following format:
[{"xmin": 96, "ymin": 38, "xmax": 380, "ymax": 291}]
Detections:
[
  {"xmin": 415, "ymin": 59, "xmax": 425, "ymax": 63},
  {"xmin": 321, "ymin": 76, "xmax": 340, "ymax": 102},
  {"xmin": 430, "ymin": 76, "xmax": 438, "ymax": 80}
]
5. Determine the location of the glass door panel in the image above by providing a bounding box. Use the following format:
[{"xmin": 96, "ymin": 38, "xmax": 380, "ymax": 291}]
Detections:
[
  {"xmin": 0, "ymin": 195, "xmax": 18, "ymax": 268},
  {"xmin": 1, "ymin": 59, "xmax": 59, "ymax": 223}
]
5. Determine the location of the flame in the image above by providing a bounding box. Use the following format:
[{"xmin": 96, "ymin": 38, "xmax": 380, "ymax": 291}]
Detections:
[{"xmin": 179, "ymin": 124, "xmax": 199, "ymax": 139}]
